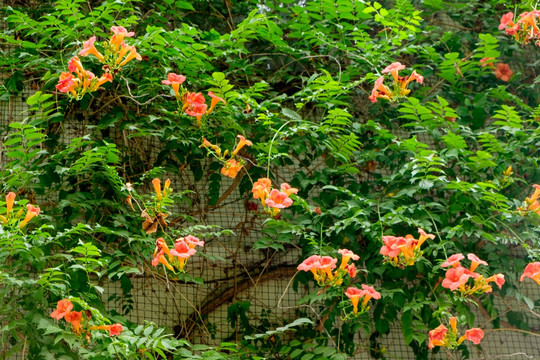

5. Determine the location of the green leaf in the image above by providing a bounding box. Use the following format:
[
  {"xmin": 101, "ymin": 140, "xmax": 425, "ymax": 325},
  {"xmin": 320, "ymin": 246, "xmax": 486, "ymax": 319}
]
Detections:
[
  {"xmin": 281, "ymin": 108, "xmax": 302, "ymax": 120},
  {"xmin": 401, "ymin": 310, "xmax": 413, "ymax": 345}
]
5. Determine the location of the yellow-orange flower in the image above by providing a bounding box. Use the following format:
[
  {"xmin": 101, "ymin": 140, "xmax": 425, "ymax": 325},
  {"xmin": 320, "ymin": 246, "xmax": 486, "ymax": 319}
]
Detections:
[
  {"xmin": 206, "ymin": 91, "xmax": 226, "ymax": 114},
  {"xmin": 78, "ymin": 36, "xmax": 105, "ymax": 62},
  {"xmin": 19, "ymin": 204, "xmax": 40, "ymax": 228},
  {"xmin": 231, "ymin": 135, "xmax": 252, "ymax": 156},
  {"xmin": 152, "ymin": 178, "xmax": 162, "ymax": 200},
  {"xmin": 221, "ymin": 159, "xmax": 243, "ymax": 178},
  {"xmin": 5, "ymin": 192, "xmax": 16, "ymax": 216}
]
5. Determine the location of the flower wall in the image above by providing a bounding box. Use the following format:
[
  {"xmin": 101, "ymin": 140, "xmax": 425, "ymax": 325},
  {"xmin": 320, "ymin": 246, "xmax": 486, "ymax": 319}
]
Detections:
[{"xmin": 1, "ymin": 0, "xmax": 540, "ymax": 359}]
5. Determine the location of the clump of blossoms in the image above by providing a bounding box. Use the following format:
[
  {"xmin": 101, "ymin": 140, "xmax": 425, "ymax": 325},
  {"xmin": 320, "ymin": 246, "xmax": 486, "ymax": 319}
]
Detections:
[
  {"xmin": 50, "ymin": 299, "xmax": 123, "ymax": 337},
  {"xmin": 380, "ymin": 228, "xmax": 435, "ymax": 268},
  {"xmin": 428, "ymin": 316, "xmax": 484, "ymax": 350},
  {"xmin": 520, "ymin": 262, "xmax": 540, "ymax": 285},
  {"xmin": 200, "ymin": 135, "xmax": 253, "ymax": 179},
  {"xmin": 151, "ymin": 235, "xmax": 204, "ymax": 273},
  {"xmin": 139, "ymin": 178, "xmax": 173, "ymax": 234},
  {"xmin": 479, "ymin": 58, "xmax": 514, "ymax": 82},
  {"xmin": 441, "ymin": 253, "xmax": 505, "ymax": 296},
  {"xmin": 124, "ymin": 178, "xmax": 174, "ymax": 234},
  {"xmin": 57, "ymin": 26, "xmax": 141, "ymax": 100},
  {"xmin": 0, "ymin": 192, "xmax": 40, "ymax": 229},
  {"xmin": 162, "ymin": 73, "xmax": 226, "ymax": 126},
  {"xmin": 297, "ymin": 249, "xmax": 360, "ymax": 286},
  {"xmin": 79, "ymin": 26, "xmax": 142, "ymax": 73},
  {"xmin": 494, "ymin": 63, "xmax": 514, "ymax": 82},
  {"xmin": 518, "ymin": 184, "xmax": 540, "ymax": 215},
  {"xmin": 369, "ymin": 62, "xmax": 423, "ymax": 103},
  {"xmin": 499, "ymin": 10, "xmax": 540, "ymax": 46},
  {"xmin": 251, "ymin": 178, "xmax": 298, "ymax": 216},
  {"xmin": 344, "ymin": 285, "xmax": 381, "ymax": 317},
  {"xmin": 55, "ymin": 56, "xmax": 112, "ymax": 100}
]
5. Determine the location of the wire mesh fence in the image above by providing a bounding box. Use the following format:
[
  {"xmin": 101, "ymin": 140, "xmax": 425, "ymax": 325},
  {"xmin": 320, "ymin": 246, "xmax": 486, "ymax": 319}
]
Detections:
[{"xmin": 1, "ymin": 1, "xmax": 540, "ymax": 359}]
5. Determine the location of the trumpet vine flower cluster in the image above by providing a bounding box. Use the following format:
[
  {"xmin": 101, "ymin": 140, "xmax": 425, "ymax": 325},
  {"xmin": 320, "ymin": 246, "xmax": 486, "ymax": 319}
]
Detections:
[
  {"xmin": 139, "ymin": 178, "xmax": 172, "ymax": 234},
  {"xmin": 428, "ymin": 316, "xmax": 484, "ymax": 350},
  {"xmin": 441, "ymin": 253, "xmax": 505, "ymax": 296},
  {"xmin": 369, "ymin": 62, "xmax": 423, "ymax": 103},
  {"xmin": 499, "ymin": 10, "xmax": 540, "ymax": 46},
  {"xmin": 151, "ymin": 235, "xmax": 204, "ymax": 273},
  {"xmin": 201, "ymin": 135, "xmax": 253, "ymax": 179},
  {"xmin": 0, "ymin": 192, "xmax": 40, "ymax": 228},
  {"xmin": 520, "ymin": 262, "xmax": 540, "ymax": 285},
  {"xmin": 344, "ymin": 285, "xmax": 381, "ymax": 316},
  {"xmin": 56, "ymin": 26, "xmax": 141, "ymax": 100},
  {"xmin": 380, "ymin": 228, "xmax": 435, "ymax": 268},
  {"xmin": 518, "ymin": 184, "xmax": 540, "ymax": 215},
  {"xmin": 50, "ymin": 299, "xmax": 122, "ymax": 337},
  {"xmin": 162, "ymin": 73, "xmax": 226, "ymax": 126},
  {"xmin": 297, "ymin": 249, "xmax": 360, "ymax": 286},
  {"xmin": 479, "ymin": 58, "xmax": 514, "ymax": 82},
  {"xmin": 252, "ymin": 178, "xmax": 298, "ymax": 216}
]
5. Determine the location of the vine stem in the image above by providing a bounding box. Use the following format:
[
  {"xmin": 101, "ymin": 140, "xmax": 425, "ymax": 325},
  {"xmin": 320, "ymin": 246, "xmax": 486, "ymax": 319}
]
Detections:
[
  {"xmin": 266, "ymin": 120, "xmax": 292, "ymax": 179},
  {"xmin": 485, "ymin": 328, "xmax": 540, "ymax": 337}
]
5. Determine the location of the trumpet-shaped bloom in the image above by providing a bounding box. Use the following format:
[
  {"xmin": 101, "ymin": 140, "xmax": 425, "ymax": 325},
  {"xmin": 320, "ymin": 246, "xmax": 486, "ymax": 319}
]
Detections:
[
  {"xmin": 265, "ymin": 189, "xmax": 293, "ymax": 209},
  {"xmin": 68, "ymin": 56, "xmax": 85, "ymax": 75},
  {"xmin": 56, "ymin": 72, "xmax": 77, "ymax": 94},
  {"xmin": 338, "ymin": 249, "xmax": 360, "ymax": 269},
  {"xmin": 442, "ymin": 266, "xmax": 471, "ymax": 291},
  {"xmin": 486, "ymin": 273, "xmax": 505, "ymax": 289},
  {"xmin": 361, "ymin": 284, "xmax": 381, "ymax": 306},
  {"xmin": 96, "ymin": 73, "xmax": 113, "ymax": 88},
  {"xmin": 170, "ymin": 239, "xmax": 197, "ymax": 258},
  {"xmin": 499, "ymin": 12, "xmax": 514, "ymax": 30},
  {"xmin": 441, "ymin": 253, "xmax": 465, "ymax": 268},
  {"xmin": 110, "ymin": 26, "xmax": 135, "ymax": 50},
  {"xmin": 494, "ymin": 63, "xmax": 513, "ymax": 82},
  {"xmin": 207, "ymin": 91, "xmax": 226, "ymax": 114},
  {"xmin": 201, "ymin": 138, "xmax": 222, "ymax": 156},
  {"xmin": 64, "ymin": 311, "xmax": 83, "ymax": 334},
  {"xmin": 118, "ymin": 45, "xmax": 142, "ymax": 67},
  {"xmin": 464, "ymin": 328, "xmax": 484, "ymax": 345},
  {"xmin": 184, "ymin": 92, "xmax": 207, "ymax": 124},
  {"xmin": 109, "ymin": 323, "xmax": 123, "ymax": 336},
  {"xmin": 50, "ymin": 299, "xmax": 73, "ymax": 320},
  {"xmin": 480, "ymin": 57, "xmax": 496, "ymax": 68},
  {"xmin": 382, "ymin": 62, "xmax": 406, "ymax": 82},
  {"xmin": 152, "ymin": 178, "xmax": 162, "ymax": 200},
  {"xmin": 170, "ymin": 238, "xmax": 197, "ymax": 272},
  {"xmin": 19, "ymin": 204, "xmax": 40, "ymax": 228},
  {"xmin": 79, "ymin": 36, "xmax": 105, "ymax": 61},
  {"xmin": 345, "ymin": 287, "xmax": 364, "ymax": 314},
  {"xmin": 152, "ymin": 238, "xmax": 174, "ymax": 271},
  {"xmin": 467, "ymin": 253, "xmax": 488, "ymax": 272},
  {"xmin": 417, "ymin": 228, "xmax": 435, "ymax": 247},
  {"xmin": 405, "ymin": 70, "xmax": 424, "ymax": 85},
  {"xmin": 297, "ymin": 255, "xmax": 322, "ymax": 281},
  {"xmin": 428, "ymin": 324, "xmax": 448, "ymax": 349},
  {"xmin": 369, "ymin": 76, "xmax": 392, "ymax": 103},
  {"xmin": 280, "ymin": 183, "xmax": 298, "ymax": 196},
  {"xmin": 221, "ymin": 159, "xmax": 243, "ymax": 178},
  {"xmin": 5, "ymin": 192, "xmax": 16, "ymax": 215},
  {"xmin": 183, "ymin": 235, "xmax": 204, "ymax": 249},
  {"xmin": 380, "ymin": 236, "xmax": 407, "ymax": 258},
  {"xmin": 520, "ymin": 262, "xmax": 540, "ymax": 285},
  {"xmin": 91, "ymin": 323, "xmax": 123, "ymax": 336},
  {"xmin": 252, "ymin": 178, "xmax": 272, "ymax": 200},
  {"xmin": 162, "ymin": 73, "xmax": 186, "ymax": 98},
  {"xmin": 231, "ymin": 135, "xmax": 252, "ymax": 156},
  {"xmin": 297, "ymin": 255, "xmax": 321, "ymax": 271},
  {"xmin": 345, "ymin": 263, "xmax": 357, "ymax": 278}
]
